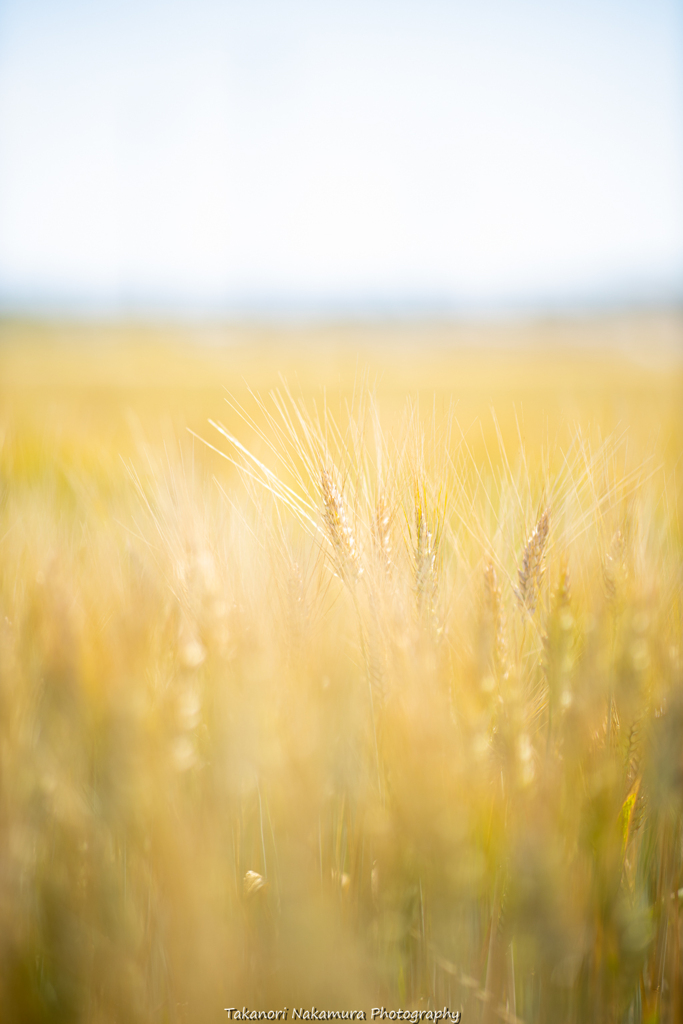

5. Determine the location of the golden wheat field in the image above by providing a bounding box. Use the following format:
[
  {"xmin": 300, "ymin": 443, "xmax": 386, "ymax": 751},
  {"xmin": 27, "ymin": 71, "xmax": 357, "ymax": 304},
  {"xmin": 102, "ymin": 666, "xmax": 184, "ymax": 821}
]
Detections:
[{"xmin": 0, "ymin": 314, "xmax": 682, "ymax": 1024}]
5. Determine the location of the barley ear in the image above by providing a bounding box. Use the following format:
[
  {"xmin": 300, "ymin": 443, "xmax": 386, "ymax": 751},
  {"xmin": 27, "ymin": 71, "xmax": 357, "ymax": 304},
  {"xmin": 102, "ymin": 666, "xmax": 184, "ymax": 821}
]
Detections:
[
  {"xmin": 515, "ymin": 508, "xmax": 550, "ymax": 615},
  {"xmin": 373, "ymin": 491, "xmax": 393, "ymax": 574},
  {"xmin": 321, "ymin": 469, "xmax": 363, "ymax": 585},
  {"xmin": 414, "ymin": 482, "xmax": 437, "ymax": 613},
  {"xmin": 483, "ymin": 561, "xmax": 509, "ymax": 680}
]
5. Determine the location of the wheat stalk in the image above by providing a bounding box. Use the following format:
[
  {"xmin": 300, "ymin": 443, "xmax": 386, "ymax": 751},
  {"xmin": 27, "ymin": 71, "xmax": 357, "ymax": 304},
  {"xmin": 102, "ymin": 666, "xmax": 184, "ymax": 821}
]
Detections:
[
  {"xmin": 321, "ymin": 468, "xmax": 363, "ymax": 585},
  {"xmin": 603, "ymin": 527, "xmax": 628, "ymax": 601},
  {"xmin": 373, "ymin": 492, "xmax": 393, "ymax": 574},
  {"xmin": 515, "ymin": 508, "xmax": 550, "ymax": 614},
  {"xmin": 484, "ymin": 561, "xmax": 509, "ymax": 681},
  {"xmin": 414, "ymin": 483, "xmax": 437, "ymax": 613}
]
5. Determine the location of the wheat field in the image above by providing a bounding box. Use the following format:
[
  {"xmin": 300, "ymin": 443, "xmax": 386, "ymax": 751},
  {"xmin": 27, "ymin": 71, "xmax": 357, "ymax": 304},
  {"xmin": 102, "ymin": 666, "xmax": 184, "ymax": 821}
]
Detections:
[{"xmin": 0, "ymin": 314, "xmax": 682, "ymax": 1024}]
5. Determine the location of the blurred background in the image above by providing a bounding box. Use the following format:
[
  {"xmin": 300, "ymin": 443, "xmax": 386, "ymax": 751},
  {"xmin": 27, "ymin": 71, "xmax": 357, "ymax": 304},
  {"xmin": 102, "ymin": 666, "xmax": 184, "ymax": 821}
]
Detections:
[{"xmin": 0, "ymin": 0, "xmax": 682, "ymax": 320}]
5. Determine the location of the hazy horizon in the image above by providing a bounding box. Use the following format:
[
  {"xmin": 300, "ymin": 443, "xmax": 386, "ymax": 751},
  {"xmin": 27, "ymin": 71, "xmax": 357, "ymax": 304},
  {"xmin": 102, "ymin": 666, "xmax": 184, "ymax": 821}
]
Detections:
[{"xmin": 1, "ymin": 0, "xmax": 682, "ymax": 319}]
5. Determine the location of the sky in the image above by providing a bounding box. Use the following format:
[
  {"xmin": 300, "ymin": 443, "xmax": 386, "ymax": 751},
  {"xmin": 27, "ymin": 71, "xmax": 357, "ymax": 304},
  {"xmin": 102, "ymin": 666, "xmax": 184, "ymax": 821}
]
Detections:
[{"xmin": 0, "ymin": 0, "xmax": 681, "ymax": 317}]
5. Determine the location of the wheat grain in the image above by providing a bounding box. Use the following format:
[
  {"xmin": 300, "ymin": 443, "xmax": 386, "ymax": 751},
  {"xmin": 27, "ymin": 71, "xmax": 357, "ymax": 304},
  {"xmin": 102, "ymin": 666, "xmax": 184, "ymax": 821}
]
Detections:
[
  {"xmin": 484, "ymin": 561, "xmax": 509, "ymax": 680},
  {"xmin": 515, "ymin": 508, "xmax": 550, "ymax": 614},
  {"xmin": 373, "ymin": 491, "xmax": 393, "ymax": 574},
  {"xmin": 414, "ymin": 483, "xmax": 437, "ymax": 611},
  {"xmin": 321, "ymin": 468, "xmax": 363, "ymax": 585}
]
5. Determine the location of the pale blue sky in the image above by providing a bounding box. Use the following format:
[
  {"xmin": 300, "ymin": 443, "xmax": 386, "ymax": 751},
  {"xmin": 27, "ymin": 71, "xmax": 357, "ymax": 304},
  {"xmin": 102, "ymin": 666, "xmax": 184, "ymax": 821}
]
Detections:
[{"xmin": 0, "ymin": 0, "xmax": 681, "ymax": 315}]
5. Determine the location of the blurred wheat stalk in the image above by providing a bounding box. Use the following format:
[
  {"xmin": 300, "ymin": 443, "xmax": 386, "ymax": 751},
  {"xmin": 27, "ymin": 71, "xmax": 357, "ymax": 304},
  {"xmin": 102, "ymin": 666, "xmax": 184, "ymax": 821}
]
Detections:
[{"xmin": 0, "ymin": 378, "xmax": 682, "ymax": 1024}]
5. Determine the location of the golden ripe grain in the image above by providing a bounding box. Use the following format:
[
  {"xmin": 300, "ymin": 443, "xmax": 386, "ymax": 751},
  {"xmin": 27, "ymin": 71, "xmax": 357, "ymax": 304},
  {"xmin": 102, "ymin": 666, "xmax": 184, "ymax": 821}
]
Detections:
[
  {"xmin": 0, "ymin": 315, "xmax": 681, "ymax": 1023},
  {"xmin": 515, "ymin": 508, "xmax": 550, "ymax": 615},
  {"xmin": 321, "ymin": 468, "xmax": 363, "ymax": 585}
]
